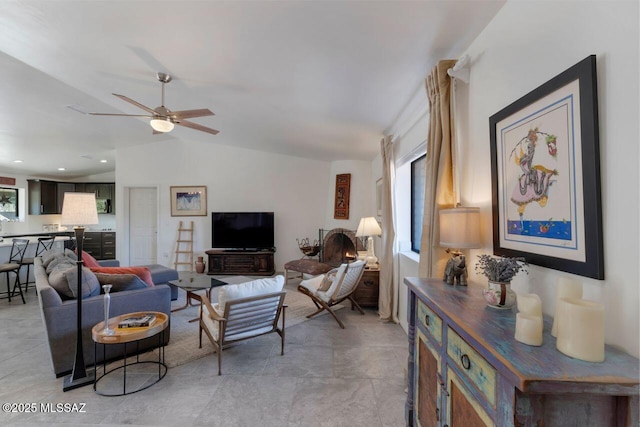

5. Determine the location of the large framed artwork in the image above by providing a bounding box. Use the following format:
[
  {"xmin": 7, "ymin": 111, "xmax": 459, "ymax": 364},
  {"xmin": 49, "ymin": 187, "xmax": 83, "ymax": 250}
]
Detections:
[
  {"xmin": 489, "ymin": 55, "xmax": 603, "ymax": 279},
  {"xmin": 170, "ymin": 186, "xmax": 207, "ymax": 216},
  {"xmin": 333, "ymin": 173, "xmax": 351, "ymax": 219}
]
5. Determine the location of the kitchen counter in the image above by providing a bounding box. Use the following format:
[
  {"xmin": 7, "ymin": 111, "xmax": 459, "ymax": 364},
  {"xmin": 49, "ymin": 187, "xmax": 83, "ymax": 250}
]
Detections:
[
  {"xmin": 0, "ymin": 231, "xmax": 74, "ymax": 239},
  {"xmin": 0, "ymin": 230, "xmax": 116, "ymax": 260},
  {"xmin": 0, "ymin": 229, "xmax": 115, "ymax": 238},
  {"xmin": 0, "ymin": 230, "xmax": 115, "ymax": 248},
  {"xmin": 0, "ymin": 233, "xmax": 72, "ymax": 248}
]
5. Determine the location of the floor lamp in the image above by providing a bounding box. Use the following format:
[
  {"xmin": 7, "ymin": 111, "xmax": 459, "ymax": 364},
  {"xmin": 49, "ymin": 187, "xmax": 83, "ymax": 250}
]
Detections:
[{"xmin": 61, "ymin": 192, "xmax": 99, "ymax": 391}]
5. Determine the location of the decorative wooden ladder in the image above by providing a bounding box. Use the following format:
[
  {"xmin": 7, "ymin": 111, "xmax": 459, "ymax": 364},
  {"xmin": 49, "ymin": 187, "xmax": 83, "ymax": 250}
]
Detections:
[{"xmin": 174, "ymin": 221, "xmax": 194, "ymax": 271}]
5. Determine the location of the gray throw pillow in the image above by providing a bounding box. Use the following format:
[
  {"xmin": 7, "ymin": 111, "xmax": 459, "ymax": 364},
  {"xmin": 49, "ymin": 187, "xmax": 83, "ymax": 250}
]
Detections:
[
  {"xmin": 41, "ymin": 250, "xmax": 64, "ymax": 268},
  {"xmin": 48, "ymin": 266, "xmax": 75, "ymax": 299},
  {"xmin": 64, "ymin": 248, "xmax": 78, "ymax": 261},
  {"xmin": 94, "ymin": 273, "xmax": 148, "ymax": 292},
  {"xmin": 63, "ymin": 266, "xmax": 101, "ymax": 299},
  {"xmin": 46, "ymin": 257, "xmax": 75, "ymax": 275}
]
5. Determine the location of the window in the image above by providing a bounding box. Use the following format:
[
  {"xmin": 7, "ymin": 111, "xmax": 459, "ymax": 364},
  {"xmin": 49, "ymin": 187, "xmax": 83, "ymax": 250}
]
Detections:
[
  {"xmin": 0, "ymin": 187, "xmax": 19, "ymax": 221},
  {"xmin": 411, "ymin": 154, "xmax": 426, "ymax": 253}
]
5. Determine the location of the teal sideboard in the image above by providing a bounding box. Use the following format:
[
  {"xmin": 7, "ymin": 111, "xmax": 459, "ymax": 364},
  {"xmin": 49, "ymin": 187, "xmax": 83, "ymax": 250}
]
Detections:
[{"xmin": 405, "ymin": 277, "xmax": 639, "ymax": 427}]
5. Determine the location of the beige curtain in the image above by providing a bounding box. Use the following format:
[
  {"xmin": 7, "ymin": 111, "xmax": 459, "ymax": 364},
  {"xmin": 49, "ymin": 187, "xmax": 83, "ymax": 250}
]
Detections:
[
  {"xmin": 418, "ymin": 60, "xmax": 457, "ymax": 278},
  {"xmin": 379, "ymin": 135, "xmax": 396, "ymax": 322}
]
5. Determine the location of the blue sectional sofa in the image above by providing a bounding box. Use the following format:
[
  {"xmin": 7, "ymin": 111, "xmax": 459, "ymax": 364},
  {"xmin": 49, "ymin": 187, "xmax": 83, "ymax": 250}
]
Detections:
[{"xmin": 35, "ymin": 256, "xmax": 177, "ymax": 377}]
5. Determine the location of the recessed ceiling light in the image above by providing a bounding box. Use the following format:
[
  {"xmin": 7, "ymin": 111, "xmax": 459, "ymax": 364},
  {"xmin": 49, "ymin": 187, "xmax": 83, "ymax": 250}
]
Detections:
[
  {"xmin": 57, "ymin": 168, "xmax": 66, "ymax": 171},
  {"xmin": 13, "ymin": 160, "xmax": 23, "ymax": 163},
  {"xmin": 100, "ymin": 159, "xmax": 108, "ymax": 163}
]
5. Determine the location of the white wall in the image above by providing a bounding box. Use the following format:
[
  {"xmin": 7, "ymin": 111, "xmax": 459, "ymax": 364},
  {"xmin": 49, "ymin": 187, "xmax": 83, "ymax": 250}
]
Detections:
[
  {"xmin": 388, "ymin": 1, "xmax": 640, "ymax": 357},
  {"xmin": 68, "ymin": 171, "xmax": 115, "ymax": 182},
  {"xmin": 457, "ymin": 0, "xmax": 639, "ymax": 356},
  {"xmin": 324, "ymin": 160, "xmax": 375, "ymax": 231},
  {"xmin": 115, "ymin": 138, "xmax": 337, "ymax": 272}
]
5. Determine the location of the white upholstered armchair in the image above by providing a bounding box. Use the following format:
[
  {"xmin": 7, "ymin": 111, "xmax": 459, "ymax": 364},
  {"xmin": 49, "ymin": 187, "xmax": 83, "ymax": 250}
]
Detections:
[{"xmin": 199, "ymin": 276, "xmax": 286, "ymax": 375}]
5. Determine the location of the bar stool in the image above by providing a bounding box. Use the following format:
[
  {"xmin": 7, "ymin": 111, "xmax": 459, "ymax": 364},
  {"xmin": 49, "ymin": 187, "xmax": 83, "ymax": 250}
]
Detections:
[
  {"xmin": 20, "ymin": 236, "xmax": 55, "ymax": 293},
  {"xmin": 65, "ymin": 236, "xmax": 76, "ymax": 252},
  {"xmin": 0, "ymin": 239, "xmax": 29, "ymax": 304}
]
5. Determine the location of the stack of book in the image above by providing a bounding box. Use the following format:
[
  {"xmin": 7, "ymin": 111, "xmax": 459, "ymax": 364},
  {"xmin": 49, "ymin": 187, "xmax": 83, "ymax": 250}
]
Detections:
[{"xmin": 117, "ymin": 313, "xmax": 157, "ymax": 329}]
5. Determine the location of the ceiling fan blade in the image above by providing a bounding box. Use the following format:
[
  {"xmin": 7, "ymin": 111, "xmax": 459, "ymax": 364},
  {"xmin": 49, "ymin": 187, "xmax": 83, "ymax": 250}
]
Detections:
[
  {"xmin": 113, "ymin": 93, "xmax": 157, "ymax": 115},
  {"xmin": 175, "ymin": 119, "xmax": 220, "ymax": 135},
  {"xmin": 170, "ymin": 109, "xmax": 215, "ymax": 120},
  {"xmin": 88, "ymin": 112, "xmax": 153, "ymax": 117}
]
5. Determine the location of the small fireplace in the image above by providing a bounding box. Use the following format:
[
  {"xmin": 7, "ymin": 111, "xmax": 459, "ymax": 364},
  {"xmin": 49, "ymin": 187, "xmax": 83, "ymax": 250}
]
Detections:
[{"xmin": 319, "ymin": 228, "xmax": 365, "ymax": 267}]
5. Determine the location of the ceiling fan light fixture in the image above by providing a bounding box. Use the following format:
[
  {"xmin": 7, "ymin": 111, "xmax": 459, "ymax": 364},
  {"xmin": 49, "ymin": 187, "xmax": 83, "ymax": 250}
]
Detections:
[
  {"xmin": 150, "ymin": 118, "xmax": 174, "ymax": 133},
  {"xmin": 90, "ymin": 72, "xmax": 218, "ymax": 135}
]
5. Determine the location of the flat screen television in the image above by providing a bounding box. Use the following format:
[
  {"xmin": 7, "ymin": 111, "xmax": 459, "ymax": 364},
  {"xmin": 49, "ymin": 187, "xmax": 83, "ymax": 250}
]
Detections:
[{"xmin": 211, "ymin": 212, "xmax": 275, "ymax": 250}]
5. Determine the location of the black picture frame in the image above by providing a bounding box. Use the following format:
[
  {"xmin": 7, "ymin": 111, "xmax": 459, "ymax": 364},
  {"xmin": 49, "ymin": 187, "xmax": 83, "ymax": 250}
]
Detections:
[{"xmin": 489, "ymin": 55, "xmax": 603, "ymax": 279}]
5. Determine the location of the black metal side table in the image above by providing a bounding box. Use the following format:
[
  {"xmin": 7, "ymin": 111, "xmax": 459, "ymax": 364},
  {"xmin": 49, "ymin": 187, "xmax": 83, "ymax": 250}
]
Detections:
[{"xmin": 91, "ymin": 311, "xmax": 168, "ymax": 396}]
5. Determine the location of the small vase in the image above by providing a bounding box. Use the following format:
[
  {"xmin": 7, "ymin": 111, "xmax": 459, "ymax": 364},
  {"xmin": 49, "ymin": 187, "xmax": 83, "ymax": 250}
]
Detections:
[
  {"xmin": 102, "ymin": 284, "xmax": 115, "ymax": 335},
  {"xmin": 195, "ymin": 256, "xmax": 205, "ymax": 274},
  {"xmin": 482, "ymin": 280, "xmax": 517, "ymax": 309}
]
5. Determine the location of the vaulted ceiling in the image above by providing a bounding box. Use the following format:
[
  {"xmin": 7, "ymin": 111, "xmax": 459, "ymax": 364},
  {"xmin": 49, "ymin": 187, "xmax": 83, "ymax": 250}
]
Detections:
[{"xmin": 0, "ymin": 1, "xmax": 505, "ymax": 179}]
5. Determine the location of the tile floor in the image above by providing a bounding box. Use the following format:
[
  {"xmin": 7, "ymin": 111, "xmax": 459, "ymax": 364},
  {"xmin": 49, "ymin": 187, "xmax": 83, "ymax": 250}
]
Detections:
[{"xmin": 0, "ymin": 281, "xmax": 408, "ymax": 426}]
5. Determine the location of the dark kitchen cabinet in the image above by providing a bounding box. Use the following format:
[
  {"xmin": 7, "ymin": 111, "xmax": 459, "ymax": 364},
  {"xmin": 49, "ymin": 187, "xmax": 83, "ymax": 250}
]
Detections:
[
  {"xmin": 84, "ymin": 183, "xmax": 112, "ymax": 199},
  {"xmin": 83, "ymin": 231, "xmax": 116, "ymax": 260},
  {"xmin": 56, "ymin": 182, "xmax": 76, "ymax": 214},
  {"xmin": 83, "ymin": 183, "xmax": 115, "ymax": 214},
  {"xmin": 27, "ymin": 180, "xmax": 115, "ymax": 215},
  {"xmin": 28, "ymin": 180, "xmax": 59, "ymax": 215}
]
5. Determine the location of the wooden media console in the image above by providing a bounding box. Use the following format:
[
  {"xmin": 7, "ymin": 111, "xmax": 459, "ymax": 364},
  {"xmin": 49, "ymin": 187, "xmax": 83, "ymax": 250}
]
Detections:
[{"xmin": 205, "ymin": 250, "xmax": 275, "ymax": 276}]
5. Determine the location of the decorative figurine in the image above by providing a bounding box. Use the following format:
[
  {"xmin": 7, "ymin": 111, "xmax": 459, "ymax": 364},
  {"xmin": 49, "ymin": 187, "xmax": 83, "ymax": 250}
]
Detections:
[{"xmin": 443, "ymin": 249, "xmax": 468, "ymax": 286}]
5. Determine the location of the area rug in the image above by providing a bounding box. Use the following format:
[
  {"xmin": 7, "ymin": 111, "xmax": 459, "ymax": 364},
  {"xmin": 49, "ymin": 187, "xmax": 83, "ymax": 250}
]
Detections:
[{"xmin": 155, "ymin": 276, "xmax": 342, "ymax": 368}]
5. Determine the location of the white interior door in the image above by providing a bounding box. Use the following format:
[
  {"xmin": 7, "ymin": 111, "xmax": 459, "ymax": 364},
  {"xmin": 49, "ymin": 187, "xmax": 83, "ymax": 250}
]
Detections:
[{"xmin": 129, "ymin": 187, "xmax": 157, "ymax": 265}]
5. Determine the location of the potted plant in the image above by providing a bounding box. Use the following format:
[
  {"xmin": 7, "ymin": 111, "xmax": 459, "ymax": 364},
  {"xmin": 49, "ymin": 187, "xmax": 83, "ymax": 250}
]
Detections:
[{"xmin": 475, "ymin": 254, "xmax": 528, "ymax": 309}]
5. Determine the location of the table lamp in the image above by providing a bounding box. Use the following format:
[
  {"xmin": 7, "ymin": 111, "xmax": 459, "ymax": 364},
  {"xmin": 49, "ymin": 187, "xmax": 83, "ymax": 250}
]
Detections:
[
  {"xmin": 61, "ymin": 192, "xmax": 99, "ymax": 391},
  {"xmin": 355, "ymin": 217, "xmax": 382, "ymax": 268},
  {"xmin": 439, "ymin": 207, "xmax": 481, "ymax": 285}
]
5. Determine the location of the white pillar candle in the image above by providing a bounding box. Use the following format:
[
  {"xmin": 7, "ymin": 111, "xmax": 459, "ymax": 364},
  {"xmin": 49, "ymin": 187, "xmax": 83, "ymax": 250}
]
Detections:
[
  {"xmin": 514, "ymin": 313, "xmax": 543, "ymax": 346},
  {"xmin": 556, "ymin": 298, "xmax": 605, "ymax": 363},
  {"xmin": 517, "ymin": 293, "xmax": 542, "ymax": 317},
  {"xmin": 551, "ymin": 277, "xmax": 583, "ymax": 337}
]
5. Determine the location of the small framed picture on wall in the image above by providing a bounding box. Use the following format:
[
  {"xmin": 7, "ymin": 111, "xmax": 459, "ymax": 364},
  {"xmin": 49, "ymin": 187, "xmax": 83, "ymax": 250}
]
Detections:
[{"xmin": 170, "ymin": 186, "xmax": 207, "ymax": 216}]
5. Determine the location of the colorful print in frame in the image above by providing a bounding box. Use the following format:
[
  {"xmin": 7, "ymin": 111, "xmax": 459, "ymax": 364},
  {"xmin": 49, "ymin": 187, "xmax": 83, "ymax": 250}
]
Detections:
[
  {"xmin": 490, "ymin": 55, "xmax": 603, "ymax": 279},
  {"xmin": 170, "ymin": 186, "xmax": 207, "ymax": 216}
]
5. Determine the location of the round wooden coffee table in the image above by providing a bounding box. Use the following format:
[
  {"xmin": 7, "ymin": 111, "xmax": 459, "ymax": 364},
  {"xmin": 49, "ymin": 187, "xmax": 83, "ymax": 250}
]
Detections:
[{"xmin": 92, "ymin": 311, "xmax": 169, "ymax": 396}]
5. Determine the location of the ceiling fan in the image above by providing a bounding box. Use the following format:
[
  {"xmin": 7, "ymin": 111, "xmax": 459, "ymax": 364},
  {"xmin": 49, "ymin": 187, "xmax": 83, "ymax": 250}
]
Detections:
[{"xmin": 88, "ymin": 72, "xmax": 219, "ymax": 135}]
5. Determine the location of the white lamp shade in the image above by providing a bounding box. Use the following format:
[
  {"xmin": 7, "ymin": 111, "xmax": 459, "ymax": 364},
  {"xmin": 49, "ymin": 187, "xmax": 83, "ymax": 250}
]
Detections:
[
  {"xmin": 439, "ymin": 207, "xmax": 481, "ymax": 248},
  {"xmin": 355, "ymin": 217, "xmax": 382, "ymax": 237},
  {"xmin": 61, "ymin": 193, "xmax": 99, "ymax": 226},
  {"xmin": 150, "ymin": 118, "xmax": 175, "ymax": 132}
]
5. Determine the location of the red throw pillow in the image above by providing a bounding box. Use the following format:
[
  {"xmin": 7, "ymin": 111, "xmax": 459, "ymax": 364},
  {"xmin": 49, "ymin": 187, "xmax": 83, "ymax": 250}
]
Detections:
[
  {"xmin": 89, "ymin": 266, "xmax": 154, "ymax": 287},
  {"xmin": 80, "ymin": 251, "xmax": 101, "ymax": 268}
]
